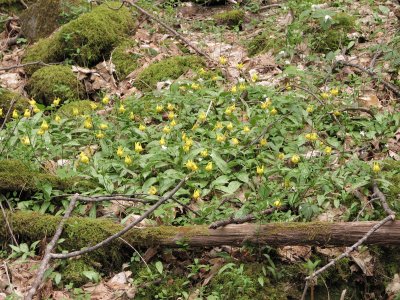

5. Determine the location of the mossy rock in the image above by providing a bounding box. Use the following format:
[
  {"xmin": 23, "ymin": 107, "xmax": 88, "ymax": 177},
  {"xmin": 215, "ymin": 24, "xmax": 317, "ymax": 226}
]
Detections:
[
  {"xmin": 26, "ymin": 65, "xmax": 84, "ymax": 106},
  {"xmin": 247, "ymin": 30, "xmax": 285, "ymax": 57},
  {"xmin": 22, "ymin": 2, "xmax": 135, "ymax": 73},
  {"xmin": 135, "ymin": 55, "xmax": 205, "ymax": 91},
  {"xmin": 0, "ymin": 159, "xmax": 93, "ymax": 193},
  {"xmin": 0, "ymin": 88, "xmax": 29, "ymax": 120},
  {"xmin": 20, "ymin": 0, "xmax": 88, "ymax": 42},
  {"xmin": 213, "ymin": 9, "xmax": 244, "ymax": 27},
  {"xmin": 57, "ymin": 100, "xmax": 95, "ymax": 117},
  {"xmin": 309, "ymin": 13, "xmax": 355, "ymax": 53},
  {"xmin": 112, "ymin": 39, "xmax": 140, "ymax": 80}
]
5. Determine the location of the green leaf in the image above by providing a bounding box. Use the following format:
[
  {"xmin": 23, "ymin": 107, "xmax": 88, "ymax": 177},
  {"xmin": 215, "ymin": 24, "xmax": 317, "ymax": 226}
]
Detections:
[
  {"xmin": 236, "ymin": 172, "xmax": 249, "ymax": 184},
  {"xmin": 211, "ymin": 150, "xmax": 230, "ymax": 174},
  {"xmin": 155, "ymin": 261, "xmax": 163, "ymax": 274},
  {"xmin": 216, "ymin": 181, "xmax": 241, "ymax": 195},
  {"xmin": 258, "ymin": 276, "xmax": 264, "ymax": 287}
]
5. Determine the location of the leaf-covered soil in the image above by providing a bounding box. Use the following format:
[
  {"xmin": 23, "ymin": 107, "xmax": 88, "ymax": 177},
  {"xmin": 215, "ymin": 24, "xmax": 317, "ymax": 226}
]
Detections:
[{"xmin": 0, "ymin": 0, "xmax": 400, "ymax": 299}]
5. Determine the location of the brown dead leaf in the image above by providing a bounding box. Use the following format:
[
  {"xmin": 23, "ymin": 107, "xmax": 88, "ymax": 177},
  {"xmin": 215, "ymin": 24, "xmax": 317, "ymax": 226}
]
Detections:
[
  {"xmin": 277, "ymin": 246, "xmax": 311, "ymax": 262},
  {"xmin": 349, "ymin": 248, "xmax": 374, "ymax": 276},
  {"xmin": 386, "ymin": 274, "xmax": 400, "ymax": 297},
  {"xmin": 358, "ymin": 92, "xmax": 382, "ymax": 108},
  {"xmin": 316, "ymin": 247, "xmax": 344, "ymax": 258}
]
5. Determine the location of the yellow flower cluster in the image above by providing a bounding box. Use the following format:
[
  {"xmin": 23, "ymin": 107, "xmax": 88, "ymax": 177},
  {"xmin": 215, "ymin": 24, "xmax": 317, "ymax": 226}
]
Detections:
[{"xmin": 185, "ymin": 160, "xmax": 198, "ymax": 172}]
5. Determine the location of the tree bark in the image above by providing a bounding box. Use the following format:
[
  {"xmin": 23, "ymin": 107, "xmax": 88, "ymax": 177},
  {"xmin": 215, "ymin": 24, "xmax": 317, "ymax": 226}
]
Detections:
[{"xmin": 1, "ymin": 211, "xmax": 400, "ymax": 248}]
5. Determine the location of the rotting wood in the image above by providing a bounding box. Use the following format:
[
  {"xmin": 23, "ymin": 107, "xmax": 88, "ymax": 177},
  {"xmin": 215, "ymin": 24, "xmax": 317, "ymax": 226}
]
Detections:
[{"xmin": 1, "ymin": 211, "xmax": 399, "ymax": 247}]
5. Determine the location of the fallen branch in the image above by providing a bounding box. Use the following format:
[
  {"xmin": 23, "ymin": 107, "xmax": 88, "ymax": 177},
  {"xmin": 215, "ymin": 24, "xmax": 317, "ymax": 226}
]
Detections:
[
  {"xmin": 340, "ymin": 107, "xmax": 375, "ymax": 118},
  {"xmin": 24, "ymin": 194, "xmax": 78, "ymax": 300},
  {"xmin": 335, "ymin": 60, "xmax": 400, "ymax": 97},
  {"xmin": 209, "ymin": 206, "xmax": 287, "ymax": 229},
  {"xmin": 0, "ymin": 61, "xmax": 59, "ymax": 72},
  {"xmin": 373, "ymin": 181, "xmax": 396, "ymax": 217}
]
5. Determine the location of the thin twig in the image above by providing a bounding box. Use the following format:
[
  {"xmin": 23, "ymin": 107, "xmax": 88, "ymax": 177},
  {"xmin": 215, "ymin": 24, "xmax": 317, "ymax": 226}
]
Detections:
[
  {"xmin": 124, "ymin": 0, "xmax": 214, "ymax": 62},
  {"xmin": 0, "ymin": 196, "xmax": 18, "ymax": 246},
  {"xmin": 340, "ymin": 107, "xmax": 375, "ymax": 118},
  {"xmin": 0, "ymin": 61, "xmax": 59, "ymax": 72},
  {"xmin": 291, "ymin": 84, "xmax": 324, "ymax": 105},
  {"xmin": 209, "ymin": 206, "xmax": 287, "ymax": 229},
  {"xmin": 369, "ymin": 50, "xmax": 382, "ymax": 69},
  {"xmin": 303, "ymin": 215, "xmax": 394, "ymax": 287},
  {"xmin": 76, "ymin": 195, "xmax": 155, "ymax": 204},
  {"xmin": 24, "ymin": 194, "xmax": 78, "ymax": 300},
  {"xmin": 336, "ymin": 60, "xmax": 400, "ymax": 97},
  {"xmin": 0, "ymin": 98, "xmax": 16, "ymax": 131},
  {"xmin": 354, "ymin": 198, "xmax": 378, "ymax": 221},
  {"xmin": 171, "ymin": 196, "xmax": 201, "ymax": 217},
  {"xmin": 258, "ymin": 3, "xmax": 283, "ymax": 12},
  {"xmin": 51, "ymin": 176, "xmax": 188, "ymax": 259},
  {"xmin": 373, "ymin": 181, "xmax": 396, "ymax": 217}
]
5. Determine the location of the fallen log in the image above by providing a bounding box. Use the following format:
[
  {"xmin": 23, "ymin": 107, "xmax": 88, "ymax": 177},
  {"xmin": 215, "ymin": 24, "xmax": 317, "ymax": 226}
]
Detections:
[{"xmin": 1, "ymin": 211, "xmax": 400, "ymax": 249}]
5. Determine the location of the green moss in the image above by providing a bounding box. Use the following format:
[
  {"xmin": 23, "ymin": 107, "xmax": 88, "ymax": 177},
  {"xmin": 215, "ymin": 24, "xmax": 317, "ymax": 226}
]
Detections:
[
  {"xmin": 0, "ymin": 159, "xmax": 92, "ymax": 192},
  {"xmin": 135, "ymin": 56, "xmax": 205, "ymax": 91},
  {"xmin": 20, "ymin": 0, "xmax": 88, "ymax": 42},
  {"xmin": 247, "ymin": 30, "xmax": 285, "ymax": 56},
  {"xmin": 57, "ymin": 100, "xmax": 95, "ymax": 117},
  {"xmin": 0, "ymin": 88, "xmax": 29, "ymax": 117},
  {"xmin": 62, "ymin": 259, "xmax": 95, "ymax": 286},
  {"xmin": 22, "ymin": 2, "xmax": 134, "ymax": 71},
  {"xmin": 112, "ymin": 39, "xmax": 139, "ymax": 80},
  {"xmin": 26, "ymin": 65, "xmax": 84, "ymax": 105},
  {"xmin": 213, "ymin": 9, "xmax": 244, "ymax": 27},
  {"xmin": 310, "ymin": 13, "xmax": 355, "ymax": 53}
]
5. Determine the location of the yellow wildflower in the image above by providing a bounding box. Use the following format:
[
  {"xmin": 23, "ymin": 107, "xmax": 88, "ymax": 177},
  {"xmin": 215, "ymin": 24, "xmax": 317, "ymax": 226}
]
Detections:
[
  {"xmin": 191, "ymin": 83, "xmax": 200, "ymax": 90},
  {"xmin": 321, "ymin": 92, "xmax": 329, "ymax": 99},
  {"xmin": 185, "ymin": 160, "xmax": 198, "ymax": 172},
  {"xmin": 260, "ymin": 138, "xmax": 267, "ymax": 146},
  {"xmin": 214, "ymin": 122, "xmax": 223, "ymax": 130},
  {"xmin": 159, "ymin": 137, "xmax": 166, "ymax": 146},
  {"xmin": 33, "ymin": 105, "xmax": 40, "ymax": 113},
  {"xmin": 251, "ymin": 73, "xmax": 258, "ymax": 82},
  {"xmin": 243, "ymin": 126, "xmax": 250, "ymax": 133},
  {"xmin": 83, "ymin": 118, "xmax": 93, "ymax": 129},
  {"xmin": 54, "ymin": 115, "xmax": 61, "ymax": 123},
  {"xmin": 230, "ymin": 85, "xmax": 237, "ymax": 93},
  {"xmin": 52, "ymin": 98, "xmax": 61, "ymax": 107},
  {"xmin": 278, "ymin": 152, "xmax": 285, "ymax": 160},
  {"xmin": 167, "ymin": 103, "xmax": 174, "ymax": 111},
  {"xmin": 219, "ymin": 56, "xmax": 227, "ymax": 65},
  {"xmin": 24, "ymin": 109, "xmax": 31, "ymax": 118},
  {"xmin": 225, "ymin": 104, "xmax": 235, "ymax": 115},
  {"xmin": 102, "ymin": 96, "xmax": 110, "ymax": 105},
  {"xmin": 198, "ymin": 111, "xmax": 207, "ymax": 122},
  {"xmin": 72, "ymin": 108, "xmax": 79, "ymax": 116},
  {"xmin": 236, "ymin": 63, "xmax": 244, "ymax": 70},
  {"xmin": 40, "ymin": 120, "xmax": 49, "ymax": 131},
  {"xmin": 270, "ymin": 108, "xmax": 278, "ymax": 115},
  {"xmin": 12, "ymin": 110, "xmax": 18, "ymax": 119},
  {"xmin": 124, "ymin": 155, "xmax": 133, "ymax": 166},
  {"xmin": 324, "ymin": 146, "xmax": 332, "ymax": 155},
  {"xmin": 163, "ymin": 125, "xmax": 171, "ymax": 134},
  {"xmin": 99, "ymin": 123, "xmax": 108, "ymax": 130},
  {"xmin": 182, "ymin": 132, "xmax": 187, "ymax": 141},
  {"xmin": 170, "ymin": 119, "xmax": 177, "ymax": 127},
  {"xmin": 205, "ymin": 161, "xmax": 213, "ymax": 172},
  {"xmin": 256, "ymin": 165, "xmax": 264, "ymax": 175},
  {"xmin": 96, "ymin": 131, "xmax": 105, "ymax": 139},
  {"xmin": 134, "ymin": 142, "xmax": 143, "ymax": 153},
  {"xmin": 117, "ymin": 146, "xmax": 124, "ymax": 157},
  {"xmin": 273, "ymin": 200, "xmax": 282, "ymax": 207},
  {"xmin": 330, "ymin": 88, "xmax": 339, "ymax": 96},
  {"xmin": 139, "ymin": 124, "xmax": 146, "ymax": 131},
  {"xmin": 372, "ymin": 162, "xmax": 381, "ymax": 173},
  {"xmin": 199, "ymin": 68, "xmax": 206, "ymax": 75},
  {"xmin": 306, "ymin": 105, "xmax": 314, "ymax": 113},
  {"xmin": 200, "ymin": 149, "xmax": 208, "ymax": 158},
  {"xmin": 90, "ymin": 102, "xmax": 98, "ymax": 110},
  {"xmin": 29, "ymin": 99, "xmax": 36, "ymax": 106},
  {"xmin": 333, "ymin": 110, "xmax": 341, "ymax": 116},
  {"xmin": 239, "ymin": 83, "xmax": 246, "ymax": 91},
  {"xmin": 291, "ymin": 154, "xmax": 300, "ymax": 164},
  {"xmin": 129, "ymin": 112, "xmax": 135, "ymax": 121},
  {"xmin": 148, "ymin": 186, "xmax": 157, "ymax": 195},
  {"xmin": 79, "ymin": 152, "xmax": 89, "ymax": 164},
  {"xmin": 231, "ymin": 137, "xmax": 239, "ymax": 145},
  {"xmin": 168, "ymin": 111, "xmax": 175, "ymax": 120},
  {"xmin": 192, "ymin": 189, "xmax": 201, "ymax": 200},
  {"xmin": 0, "ymin": 108, "xmax": 2, "ymax": 117},
  {"xmin": 305, "ymin": 133, "xmax": 318, "ymax": 141},
  {"xmin": 118, "ymin": 104, "xmax": 126, "ymax": 113},
  {"xmin": 156, "ymin": 105, "xmax": 163, "ymax": 113},
  {"xmin": 21, "ymin": 136, "xmax": 30, "ymax": 145},
  {"xmin": 261, "ymin": 99, "xmax": 271, "ymax": 109},
  {"xmin": 212, "ymin": 75, "xmax": 219, "ymax": 81},
  {"xmin": 216, "ymin": 134, "xmax": 226, "ymax": 143},
  {"xmin": 37, "ymin": 128, "xmax": 45, "ymax": 135},
  {"xmin": 226, "ymin": 122, "xmax": 233, "ymax": 131}
]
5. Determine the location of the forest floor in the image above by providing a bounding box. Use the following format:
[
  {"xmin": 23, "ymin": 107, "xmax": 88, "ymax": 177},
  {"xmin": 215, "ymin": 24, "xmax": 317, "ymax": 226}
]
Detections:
[{"xmin": 0, "ymin": 0, "xmax": 400, "ymax": 299}]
